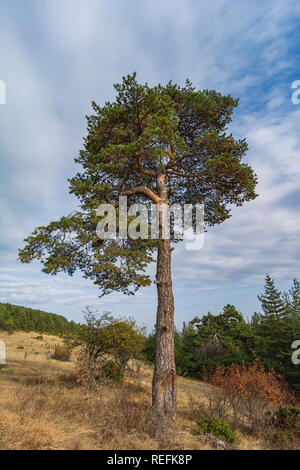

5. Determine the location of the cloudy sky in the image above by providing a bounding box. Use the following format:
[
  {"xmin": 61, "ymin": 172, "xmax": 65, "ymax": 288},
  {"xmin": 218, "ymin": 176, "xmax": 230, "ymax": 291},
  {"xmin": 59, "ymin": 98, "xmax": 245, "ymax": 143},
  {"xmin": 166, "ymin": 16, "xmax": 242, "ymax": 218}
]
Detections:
[{"xmin": 0, "ymin": 0, "xmax": 300, "ymax": 330}]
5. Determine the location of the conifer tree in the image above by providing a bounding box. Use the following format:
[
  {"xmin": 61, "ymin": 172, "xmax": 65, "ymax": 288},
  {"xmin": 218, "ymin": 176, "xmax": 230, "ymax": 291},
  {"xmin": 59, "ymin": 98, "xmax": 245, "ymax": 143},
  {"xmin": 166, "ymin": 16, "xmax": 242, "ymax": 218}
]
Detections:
[
  {"xmin": 18, "ymin": 74, "xmax": 257, "ymax": 420},
  {"xmin": 257, "ymin": 274, "xmax": 285, "ymax": 318},
  {"xmin": 253, "ymin": 275, "xmax": 300, "ymax": 390}
]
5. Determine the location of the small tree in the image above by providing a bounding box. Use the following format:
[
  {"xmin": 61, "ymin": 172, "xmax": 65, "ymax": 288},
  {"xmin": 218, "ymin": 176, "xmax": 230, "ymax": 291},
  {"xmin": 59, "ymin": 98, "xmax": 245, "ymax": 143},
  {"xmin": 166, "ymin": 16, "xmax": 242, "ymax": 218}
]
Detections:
[
  {"xmin": 18, "ymin": 74, "xmax": 257, "ymax": 420},
  {"xmin": 3, "ymin": 317, "xmax": 16, "ymax": 334},
  {"xmin": 76, "ymin": 308, "xmax": 144, "ymax": 371},
  {"xmin": 257, "ymin": 274, "xmax": 285, "ymax": 318}
]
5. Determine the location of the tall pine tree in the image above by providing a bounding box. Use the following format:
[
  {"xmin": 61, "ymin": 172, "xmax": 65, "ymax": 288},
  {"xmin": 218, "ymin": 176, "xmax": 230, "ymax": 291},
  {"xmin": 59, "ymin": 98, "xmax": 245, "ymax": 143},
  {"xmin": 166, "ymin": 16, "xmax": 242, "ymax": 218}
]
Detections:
[{"xmin": 18, "ymin": 74, "xmax": 257, "ymax": 420}]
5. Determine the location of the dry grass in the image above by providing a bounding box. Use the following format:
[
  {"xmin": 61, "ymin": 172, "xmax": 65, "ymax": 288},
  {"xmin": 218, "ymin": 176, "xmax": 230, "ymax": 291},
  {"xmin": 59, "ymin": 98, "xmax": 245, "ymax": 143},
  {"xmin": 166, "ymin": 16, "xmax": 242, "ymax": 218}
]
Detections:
[{"xmin": 0, "ymin": 330, "xmax": 264, "ymax": 450}]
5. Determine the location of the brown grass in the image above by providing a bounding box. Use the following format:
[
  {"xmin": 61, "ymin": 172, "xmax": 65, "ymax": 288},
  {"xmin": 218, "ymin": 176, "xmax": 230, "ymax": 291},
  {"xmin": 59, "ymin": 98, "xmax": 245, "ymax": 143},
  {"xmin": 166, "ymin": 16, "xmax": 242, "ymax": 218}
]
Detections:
[{"xmin": 0, "ymin": 330, "xmax": 263, "ymax": 450}]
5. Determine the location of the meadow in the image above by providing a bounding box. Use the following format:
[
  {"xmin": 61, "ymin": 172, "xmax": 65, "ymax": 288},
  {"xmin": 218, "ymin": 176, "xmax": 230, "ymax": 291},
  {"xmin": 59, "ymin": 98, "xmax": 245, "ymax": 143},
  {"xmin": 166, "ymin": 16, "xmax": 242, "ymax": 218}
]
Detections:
[{"xmin": 0, "ymin": 330, "xmax": 264, "ymax": 450}]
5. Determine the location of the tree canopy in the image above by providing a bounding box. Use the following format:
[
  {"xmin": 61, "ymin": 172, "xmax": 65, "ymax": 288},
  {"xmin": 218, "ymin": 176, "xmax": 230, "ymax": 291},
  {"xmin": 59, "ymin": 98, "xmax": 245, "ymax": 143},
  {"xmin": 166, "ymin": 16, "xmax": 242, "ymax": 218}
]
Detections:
[{"xmin": 18, "ymin": 73, "xmax": 257, "ymax": 296}]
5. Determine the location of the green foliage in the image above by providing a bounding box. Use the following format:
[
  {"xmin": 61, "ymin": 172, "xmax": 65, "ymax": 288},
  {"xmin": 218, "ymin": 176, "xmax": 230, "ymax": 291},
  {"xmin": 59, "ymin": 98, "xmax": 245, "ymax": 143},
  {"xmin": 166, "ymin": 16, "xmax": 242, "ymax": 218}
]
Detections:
[
  {"xmin": 75, "ymin": 308, "xmax": 145, "ymax": 371},
  {"xmin": 252, "ymin": 275, "xmax": 300, "ymax": 390},
  {"xmin": 178, "ymin": 304, "xmax": 255, "ymax": 378},
  {"xmin": 18, "ymin": 73, "xmax": 257, "ymax": 297},
  {"xmin": 143, "ymin": 305, "xmax": 255, "ymax": 377},
  {"xmin": 3, "ymin": 317, "xmax": 16, "ymax": 334},
  {"xmin": 193, "ymin": 413, "xmax": 238, "ymax": 443},
  {"xmin": 100, "ymin": 360, "xmax": 124, "ymax": 383},
  {"xmin": 143, "ymin": 276, "xmax": 299, "ymax": 391},
  {"xmin": 257, "ymin": 274, "xmax": 286, "ymax": 317},
  {"xmin": 268, "ymin": 406, "xmax": 300, "ymax": 449},
  {"xmin": 0, "ymin": 302, "xmax": 79, "ymax": 337},
  {"xmin": 270, "ymin": 406, "xmax": 300, "ymax": 432}
]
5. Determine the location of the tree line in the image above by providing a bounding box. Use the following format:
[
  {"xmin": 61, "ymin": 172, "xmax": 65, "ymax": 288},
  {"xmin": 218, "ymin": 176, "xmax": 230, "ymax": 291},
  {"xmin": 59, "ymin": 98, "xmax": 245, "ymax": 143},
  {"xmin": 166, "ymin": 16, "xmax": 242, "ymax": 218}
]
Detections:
[
  {"xmin": 143, "ymin": 275, "xmax": 300, "ymax": 391},
  {"xmin": 0, "ymin": 302, "xmax": 78, "ymax": 336}
]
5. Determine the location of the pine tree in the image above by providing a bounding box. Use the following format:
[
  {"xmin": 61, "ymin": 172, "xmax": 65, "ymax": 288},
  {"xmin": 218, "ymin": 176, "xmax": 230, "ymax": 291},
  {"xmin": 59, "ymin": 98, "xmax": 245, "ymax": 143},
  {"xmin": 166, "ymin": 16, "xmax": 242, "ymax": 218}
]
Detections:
[
  {"xmin": 253, "ymin": 275, "xmax": 300, "ymax": 390},
  {"xmin": 285, "ymin": 278, "xmax": 300, "ymax": 319},
  {"xmin": 257, "ymin": 274, "xmax": 285, "ymax": 318},
  {"xmin": 18, "ymin": 74, "xmax": 257, "ymax": 420}
]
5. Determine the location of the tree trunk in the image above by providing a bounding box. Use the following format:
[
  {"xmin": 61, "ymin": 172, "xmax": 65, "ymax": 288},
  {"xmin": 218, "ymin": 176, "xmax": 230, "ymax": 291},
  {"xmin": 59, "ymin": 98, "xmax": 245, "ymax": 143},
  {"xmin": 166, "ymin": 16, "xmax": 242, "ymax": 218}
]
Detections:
[{"xmin": 152, "ymin": 174, "xmax": 176, "ymax": 421}]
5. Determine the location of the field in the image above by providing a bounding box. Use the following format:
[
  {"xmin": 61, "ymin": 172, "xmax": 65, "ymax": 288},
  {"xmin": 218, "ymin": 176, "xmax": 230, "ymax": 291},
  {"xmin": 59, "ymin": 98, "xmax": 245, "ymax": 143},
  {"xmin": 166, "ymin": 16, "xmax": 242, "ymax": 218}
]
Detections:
[{"xmin": 0, "ymin": 330, "xmax": 264, "ymax": 450}]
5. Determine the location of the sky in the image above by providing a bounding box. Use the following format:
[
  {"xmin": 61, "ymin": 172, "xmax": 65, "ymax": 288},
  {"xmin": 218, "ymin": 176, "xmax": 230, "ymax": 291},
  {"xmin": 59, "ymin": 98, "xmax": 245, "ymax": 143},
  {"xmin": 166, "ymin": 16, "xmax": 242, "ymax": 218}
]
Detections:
[{"xmin": 0, "ymin": 0, "xmax": 300, "ymax": 331}]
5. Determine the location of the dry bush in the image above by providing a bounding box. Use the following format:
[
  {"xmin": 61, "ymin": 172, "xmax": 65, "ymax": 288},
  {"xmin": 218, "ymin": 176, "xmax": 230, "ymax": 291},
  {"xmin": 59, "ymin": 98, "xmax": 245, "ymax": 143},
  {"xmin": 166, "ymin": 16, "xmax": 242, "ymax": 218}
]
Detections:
[
  {"xmin": 51, "ymin": 344, "xmax": 72, "ymax": 361},
  {"xmin": 206, "ymin": 361, "xmax": 294, "ymax": 433}
]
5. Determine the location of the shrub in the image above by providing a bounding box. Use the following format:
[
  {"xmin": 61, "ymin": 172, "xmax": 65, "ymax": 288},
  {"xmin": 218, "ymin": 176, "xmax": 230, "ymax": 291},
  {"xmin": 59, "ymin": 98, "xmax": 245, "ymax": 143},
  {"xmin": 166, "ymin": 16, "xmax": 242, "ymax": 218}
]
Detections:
[
  {"xmin": 101, "ymin": 360, "xmax": 124, "ymax": 383},
  {"xmin": 207, "ymin": 360, "xmax": 294, "ymax": 431},
  {"xmin": 270, "ymin": 405, "xmax": 300, "ymax": 432},
  {"xmin": 75, "ymin": 309, "xmax": 145, "ymax": 371},
  {"xmin": 3, "ymin": 318, "xmax": 16, "ymax": 334},
  {"xmin": 51, "ymin": 344, "xmax": 71, "ymax": 361},
  {"xmin": 193, "ymin": 413, "xmax": 238, "ymax": 443}
]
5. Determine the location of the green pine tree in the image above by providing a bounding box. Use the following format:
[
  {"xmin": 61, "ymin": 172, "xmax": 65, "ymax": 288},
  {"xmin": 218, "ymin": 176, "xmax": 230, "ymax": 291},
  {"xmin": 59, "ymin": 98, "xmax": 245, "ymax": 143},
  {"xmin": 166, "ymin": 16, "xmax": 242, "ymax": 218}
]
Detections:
[
  {"xmin": 18, "ymin": 73, "xmax": 257, "ymax": 420},
  {"xmin": 257, "ymin": 274, "xmax": 285, "ymax": 318},
  {"xmin": 253, "ymin": 275, "xmax": 300, "ymax": 390}
]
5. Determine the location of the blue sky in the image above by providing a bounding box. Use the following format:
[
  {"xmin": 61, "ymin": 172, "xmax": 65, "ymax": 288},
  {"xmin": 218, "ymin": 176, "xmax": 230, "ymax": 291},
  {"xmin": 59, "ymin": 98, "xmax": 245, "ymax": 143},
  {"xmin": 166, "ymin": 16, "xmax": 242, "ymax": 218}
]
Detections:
[{"xmin": 0, "ymin": 0, "xmax": 300, "ymax": 331}]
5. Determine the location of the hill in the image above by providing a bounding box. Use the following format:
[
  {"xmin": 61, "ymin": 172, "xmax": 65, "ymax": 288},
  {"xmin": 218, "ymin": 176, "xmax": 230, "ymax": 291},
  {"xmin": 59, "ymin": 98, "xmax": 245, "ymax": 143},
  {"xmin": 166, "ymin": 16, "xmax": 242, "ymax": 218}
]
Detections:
[
  {"xmin": 0, "ymin": 302, "xmax": 78, "ymax": 336},
  {"xmin": 0, "ymin": 330, "xmax": 264, "ymax": 450}
]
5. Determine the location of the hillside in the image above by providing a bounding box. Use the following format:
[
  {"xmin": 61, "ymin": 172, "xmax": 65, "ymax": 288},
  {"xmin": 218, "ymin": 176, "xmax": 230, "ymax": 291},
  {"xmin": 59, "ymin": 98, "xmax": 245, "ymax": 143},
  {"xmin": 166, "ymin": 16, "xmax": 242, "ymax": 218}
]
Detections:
[
  {"xmin": 0, "ymin": 330, "xmax": 264, "ymax": 450},
  {"xmin": 0, "ymin": 302, "xmax": 78, "ymax": 336}
]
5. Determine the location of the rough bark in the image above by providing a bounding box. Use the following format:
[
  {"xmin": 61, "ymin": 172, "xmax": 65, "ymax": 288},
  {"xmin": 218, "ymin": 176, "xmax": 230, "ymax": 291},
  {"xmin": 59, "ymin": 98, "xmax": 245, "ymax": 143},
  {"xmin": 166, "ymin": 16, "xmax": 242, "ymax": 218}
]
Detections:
[{"xmin": 152, "ymin": 173, "xmax": 177, "ymax": 421}]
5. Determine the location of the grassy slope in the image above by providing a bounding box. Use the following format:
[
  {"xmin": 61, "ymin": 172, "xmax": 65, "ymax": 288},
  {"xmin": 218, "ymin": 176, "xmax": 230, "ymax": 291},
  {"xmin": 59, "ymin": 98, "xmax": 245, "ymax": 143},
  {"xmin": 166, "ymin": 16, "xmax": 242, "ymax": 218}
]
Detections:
[{"xmin": 0, "ymin": 330, "xmax": 263, "ymax": 450}]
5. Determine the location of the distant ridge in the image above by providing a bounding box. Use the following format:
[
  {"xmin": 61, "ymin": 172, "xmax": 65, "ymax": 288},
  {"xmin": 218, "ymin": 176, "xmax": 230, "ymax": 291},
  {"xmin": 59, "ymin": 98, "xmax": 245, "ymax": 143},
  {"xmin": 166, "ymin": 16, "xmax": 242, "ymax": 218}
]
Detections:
[{"xmin": 0, "ymin": 302, "xmax": 78, "ymax": 336}]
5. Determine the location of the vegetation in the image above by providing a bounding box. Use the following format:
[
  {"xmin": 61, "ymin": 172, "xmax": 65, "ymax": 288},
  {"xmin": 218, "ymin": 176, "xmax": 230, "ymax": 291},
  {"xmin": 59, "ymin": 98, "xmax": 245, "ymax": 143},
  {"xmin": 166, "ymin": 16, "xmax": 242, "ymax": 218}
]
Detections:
[
  {"xmin": 207, "ymin": 361, "xmax": 294, "ymax": 431},
  {"xmin": 74, "ymin": 308, "xmax": 145, "ymax": 370},
  {"xmin": 0, "ymin": 302, "xmax": 78, "ymax": 336},
  {"xmin": 18, "ymin": 73, "xmax": 257, "ymax": 420},
  {"xmin": 74, "ymin": 309, "xmax": 145, "ymax": 389},
  {"xmin": 193, "ymin": 414, "xmax": 238, "ymax": 444},
  {"xmin": 0, "ymin": 329, "xmax": 284, "ymax": 450},
  {"xmin": 252, "ymin": 275, "xmax": 300, "ymax": 390},
  {"xmin": 0, "ymin": 325, "xmax": 298, "ymax": 449},
  {"xmin": 143, "ymin": 275, "xmax": 300, "ymax": 391},
  {"xmin": 51, "ymin": 344, "xmax": 72, "ymax": 361}
]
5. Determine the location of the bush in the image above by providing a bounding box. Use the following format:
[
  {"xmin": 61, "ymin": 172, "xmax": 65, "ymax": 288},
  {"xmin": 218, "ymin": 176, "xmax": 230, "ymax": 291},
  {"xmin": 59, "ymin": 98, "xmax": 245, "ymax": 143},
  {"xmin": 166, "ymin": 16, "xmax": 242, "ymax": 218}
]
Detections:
[
  {"xmin": 3, "ymin": 318, "xmax": 16, "ymax": 334},
  {"xmin": 51, "ymin": 344, "xmax": 71, "ymax": 361},
  {"xmin": 193, "ymin": 413, "xmax": 238, "ymax": 443},
  {"xmin": 101, "ymin": 360, "xmax": 124, "ymax": 383},
  {"xmin": 207, "ymin": 361, "xmax": 293, "ymax": 431},
  {"xmin": 75, "ymin": 309, "xmax": 145, "ymax": 371},
  {"xmin": 270, "ymin": 405, "xmax": 300, "ymax": 432},
  {"xmin": 267, "ymin": 405, "xmax": 300, "ymax": 448}
]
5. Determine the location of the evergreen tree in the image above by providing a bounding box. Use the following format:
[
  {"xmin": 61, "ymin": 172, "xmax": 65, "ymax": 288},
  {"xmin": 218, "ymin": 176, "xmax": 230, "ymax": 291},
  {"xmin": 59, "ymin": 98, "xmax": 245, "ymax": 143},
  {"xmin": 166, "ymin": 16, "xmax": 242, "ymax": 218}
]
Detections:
[
  {"xmin": 257, "ymin": 274, "xmax": 285, "ymax": 318},
  {"xmin": 178, "ymin": 305, "xmax": 255, "ymax": 377},
  {"xmin": 253, "ymin": 275, "xmax": 300, "ymax": 390},
  {"xmin": 18, "ymin": 74, "xmax": 257, "ymax": 420},
  {"xmin": 284, "ymin": 278, "xmax": 300, "ymax": 320}
]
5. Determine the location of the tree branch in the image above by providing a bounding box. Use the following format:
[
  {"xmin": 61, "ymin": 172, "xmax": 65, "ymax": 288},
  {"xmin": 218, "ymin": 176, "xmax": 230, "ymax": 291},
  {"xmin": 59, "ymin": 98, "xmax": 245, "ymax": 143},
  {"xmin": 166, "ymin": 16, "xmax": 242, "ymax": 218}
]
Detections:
[{"xmin": 122, "ymin": 186, "xmax": 161, "ymax": 204}]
